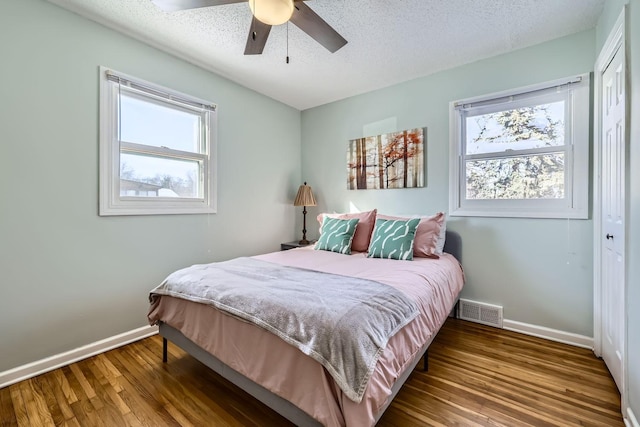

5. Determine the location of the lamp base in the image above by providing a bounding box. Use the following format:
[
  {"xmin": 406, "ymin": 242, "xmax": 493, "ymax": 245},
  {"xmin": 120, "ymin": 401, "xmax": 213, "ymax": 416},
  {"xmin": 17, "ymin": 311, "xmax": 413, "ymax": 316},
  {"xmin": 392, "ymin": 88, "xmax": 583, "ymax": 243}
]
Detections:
[{"xmin": 299, "ymin": 206, "xmax": 311, "ymax": 246}]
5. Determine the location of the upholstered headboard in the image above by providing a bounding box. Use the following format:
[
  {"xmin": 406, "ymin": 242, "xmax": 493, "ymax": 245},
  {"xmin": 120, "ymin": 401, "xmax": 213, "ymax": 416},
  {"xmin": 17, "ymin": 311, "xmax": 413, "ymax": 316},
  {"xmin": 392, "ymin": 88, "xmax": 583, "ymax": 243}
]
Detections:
[{"xmin": 443, "ymin": 230, "xmax": 462, "ymax": 263}]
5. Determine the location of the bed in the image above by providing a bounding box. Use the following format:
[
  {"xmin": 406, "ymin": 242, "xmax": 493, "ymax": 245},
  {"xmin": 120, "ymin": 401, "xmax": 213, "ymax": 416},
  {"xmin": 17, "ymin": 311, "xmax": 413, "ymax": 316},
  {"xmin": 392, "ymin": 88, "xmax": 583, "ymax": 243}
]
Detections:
[{"xmin": 148, "ymin": 230, "xmax": 463, "ymax": 427}]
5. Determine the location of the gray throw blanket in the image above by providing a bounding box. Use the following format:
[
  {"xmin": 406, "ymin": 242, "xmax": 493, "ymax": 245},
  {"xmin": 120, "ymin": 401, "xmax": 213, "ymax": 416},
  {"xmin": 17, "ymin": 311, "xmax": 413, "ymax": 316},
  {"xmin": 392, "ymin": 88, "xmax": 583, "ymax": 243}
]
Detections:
[{"xmin": 149, "ymin": 257, "xmax": 419, "ymax": 402}]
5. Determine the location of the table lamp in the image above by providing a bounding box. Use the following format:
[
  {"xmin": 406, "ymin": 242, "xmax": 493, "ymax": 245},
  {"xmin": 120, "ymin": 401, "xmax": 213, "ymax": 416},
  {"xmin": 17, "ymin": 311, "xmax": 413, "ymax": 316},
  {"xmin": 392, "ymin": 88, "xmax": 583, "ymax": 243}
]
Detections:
[{"xmin": 293, "ymin": 182, "xmax": 317, "ymax": 245}]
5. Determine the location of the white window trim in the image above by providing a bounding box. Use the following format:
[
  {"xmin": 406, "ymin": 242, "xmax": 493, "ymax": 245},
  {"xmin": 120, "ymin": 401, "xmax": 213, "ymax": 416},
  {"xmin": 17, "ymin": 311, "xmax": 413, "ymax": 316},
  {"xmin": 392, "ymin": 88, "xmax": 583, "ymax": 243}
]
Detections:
[
  {"xmin": 448, "ymin": 74, "xmax": 590, "ymax": 219},
  {"xmin": 99, "ymin": 66, "xmax": 218, "ymax": 216}
]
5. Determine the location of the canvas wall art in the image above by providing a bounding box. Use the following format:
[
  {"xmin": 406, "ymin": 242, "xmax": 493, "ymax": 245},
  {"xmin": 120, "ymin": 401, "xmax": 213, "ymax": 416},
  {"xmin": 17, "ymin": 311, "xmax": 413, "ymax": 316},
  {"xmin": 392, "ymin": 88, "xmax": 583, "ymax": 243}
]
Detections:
[{"xmin": 347, "ymin": 128, "xmax": 424, "ymax": 190}]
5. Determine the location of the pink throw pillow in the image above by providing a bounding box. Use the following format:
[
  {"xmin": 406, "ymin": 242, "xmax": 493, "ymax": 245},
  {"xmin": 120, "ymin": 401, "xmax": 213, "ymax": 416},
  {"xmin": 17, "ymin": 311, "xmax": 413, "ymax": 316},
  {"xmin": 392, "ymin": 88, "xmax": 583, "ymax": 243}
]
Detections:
[
  {"xmin": 376, "ymin": 212, "xmax": 445, "ymax": 258},
  {"xmin": 317, "ymin": 209, "xmax": 377, "ymax": 252}
]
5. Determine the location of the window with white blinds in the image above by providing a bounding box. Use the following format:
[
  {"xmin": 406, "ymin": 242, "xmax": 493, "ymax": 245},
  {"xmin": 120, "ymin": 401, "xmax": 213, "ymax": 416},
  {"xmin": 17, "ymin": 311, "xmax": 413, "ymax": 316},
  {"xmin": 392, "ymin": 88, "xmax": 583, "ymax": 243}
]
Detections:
[
  {"xmin": 99, "ymin": 67, "xmax": 217, "ymax": 216},
  {"xmin": 449, "ymin": 74, "xmax": 590, "ymax": 219}
]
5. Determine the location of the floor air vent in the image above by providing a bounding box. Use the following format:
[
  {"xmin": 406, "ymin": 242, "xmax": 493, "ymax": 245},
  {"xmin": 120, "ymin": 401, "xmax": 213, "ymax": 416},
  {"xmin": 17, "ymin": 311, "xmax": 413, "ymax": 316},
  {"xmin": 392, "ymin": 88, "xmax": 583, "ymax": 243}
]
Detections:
[{"xmin": 457, "ymin": 299, "xmax": 503, "ymax": 328}]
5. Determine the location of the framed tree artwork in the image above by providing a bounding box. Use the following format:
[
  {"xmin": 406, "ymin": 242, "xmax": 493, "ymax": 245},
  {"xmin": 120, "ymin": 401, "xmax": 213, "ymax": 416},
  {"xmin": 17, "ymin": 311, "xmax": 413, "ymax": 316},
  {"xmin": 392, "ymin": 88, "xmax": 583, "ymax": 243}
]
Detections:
[{"xmin": 347, "ymin": 128, "xmax": 424, "ymax": 190}]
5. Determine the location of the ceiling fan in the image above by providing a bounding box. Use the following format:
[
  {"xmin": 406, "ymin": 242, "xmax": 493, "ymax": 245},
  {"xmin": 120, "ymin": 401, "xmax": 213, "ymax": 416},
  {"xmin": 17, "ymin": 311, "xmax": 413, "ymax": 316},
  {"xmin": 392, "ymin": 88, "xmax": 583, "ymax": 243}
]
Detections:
[{"xmin": 152, "ymin": 0, "xmax": 348, "ymax": 55}]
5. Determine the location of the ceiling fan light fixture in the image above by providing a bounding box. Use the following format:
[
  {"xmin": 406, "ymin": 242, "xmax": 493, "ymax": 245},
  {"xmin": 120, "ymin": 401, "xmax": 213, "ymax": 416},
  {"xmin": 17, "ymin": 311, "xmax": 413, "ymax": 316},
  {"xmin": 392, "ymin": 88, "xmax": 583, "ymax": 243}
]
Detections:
[{"xmin": 249, "ymin": 0, "xmax": 294, "ymax": 26}]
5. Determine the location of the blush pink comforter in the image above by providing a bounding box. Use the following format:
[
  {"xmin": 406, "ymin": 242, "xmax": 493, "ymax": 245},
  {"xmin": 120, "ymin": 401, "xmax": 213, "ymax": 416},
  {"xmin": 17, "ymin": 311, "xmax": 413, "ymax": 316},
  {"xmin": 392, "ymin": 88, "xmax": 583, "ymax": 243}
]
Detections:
[{"xmin": 148, "ymin": 247, "xmax": 464, "ymax": 427}]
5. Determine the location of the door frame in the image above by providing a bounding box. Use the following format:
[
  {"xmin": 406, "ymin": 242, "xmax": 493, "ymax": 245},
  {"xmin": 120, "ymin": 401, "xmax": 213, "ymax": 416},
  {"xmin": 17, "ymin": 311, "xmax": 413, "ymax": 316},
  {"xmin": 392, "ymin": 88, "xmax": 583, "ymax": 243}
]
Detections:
[{"xmin": 592, "ymin": 5, "xmax": 627, "ymax": 413}]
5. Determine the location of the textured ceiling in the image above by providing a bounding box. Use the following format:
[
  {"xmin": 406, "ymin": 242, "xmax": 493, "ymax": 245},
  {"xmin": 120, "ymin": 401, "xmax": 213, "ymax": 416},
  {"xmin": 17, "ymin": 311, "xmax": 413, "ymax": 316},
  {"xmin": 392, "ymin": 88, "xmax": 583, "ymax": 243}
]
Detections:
[{"xmin": 46, "ymin": 0, "xmax": 605, "ymax": 110}]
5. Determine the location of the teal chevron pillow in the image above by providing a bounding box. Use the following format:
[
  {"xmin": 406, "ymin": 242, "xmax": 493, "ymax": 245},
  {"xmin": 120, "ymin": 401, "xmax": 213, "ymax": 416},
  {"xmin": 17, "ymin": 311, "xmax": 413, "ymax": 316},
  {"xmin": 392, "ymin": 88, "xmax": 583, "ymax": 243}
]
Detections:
[
  {"xmin": 315, "ymin": 217, "xmax": 360, "ymax": 254},
  {"xmin": 367, "ymin": 218, "xmax": 420, "ymax": 260}
]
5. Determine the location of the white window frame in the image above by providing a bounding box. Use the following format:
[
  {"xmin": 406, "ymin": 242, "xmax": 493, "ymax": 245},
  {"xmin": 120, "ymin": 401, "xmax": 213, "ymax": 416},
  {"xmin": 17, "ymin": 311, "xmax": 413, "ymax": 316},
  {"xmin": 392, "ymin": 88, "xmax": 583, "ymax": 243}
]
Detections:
[
  {"xmin": 449, "ymin": 74, "xmax": 590, "ymax": 219},
  {"xmin": 99, "ymin": 66, "xmax": 217, "ymax": 216}
]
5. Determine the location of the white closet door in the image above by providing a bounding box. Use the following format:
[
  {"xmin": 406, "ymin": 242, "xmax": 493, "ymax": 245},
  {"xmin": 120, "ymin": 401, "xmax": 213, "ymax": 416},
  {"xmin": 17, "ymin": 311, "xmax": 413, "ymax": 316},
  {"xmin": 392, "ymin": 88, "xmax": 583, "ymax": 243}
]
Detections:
[{"xmin": 600, "ymin": 44, "xmax": 625, "ymax": 392}]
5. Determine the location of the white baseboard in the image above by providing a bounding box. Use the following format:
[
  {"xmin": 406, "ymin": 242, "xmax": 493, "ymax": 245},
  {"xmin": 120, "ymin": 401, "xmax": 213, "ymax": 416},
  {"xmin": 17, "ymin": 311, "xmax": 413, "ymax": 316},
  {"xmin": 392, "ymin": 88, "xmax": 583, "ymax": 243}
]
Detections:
[
  {"xmin": 626, "ymin": 407, "xmax": 639, "ymax": 427},
  {"xmin": 503, "ymin": 319, "xmax": 593, "ymax": 349},
  {"xmin": 0, "ymin": 325, "xmax": 158, "ymax": 389}
]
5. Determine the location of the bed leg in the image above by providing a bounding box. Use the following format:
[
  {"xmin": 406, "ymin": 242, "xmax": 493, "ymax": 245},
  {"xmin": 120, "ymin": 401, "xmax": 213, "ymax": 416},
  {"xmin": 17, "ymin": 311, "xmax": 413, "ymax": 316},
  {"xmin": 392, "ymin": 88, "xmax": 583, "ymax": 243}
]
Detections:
[
  {"xmin": 162, "ymin": 337, "xmax": 168, "ymax": 363},
  {"xmin": 450, "ymin": 300, "xmax": 460, "ymax": 318},
  {"xmin": 423, "ymin": 350, "xmax": 429, "ymax": 372}
]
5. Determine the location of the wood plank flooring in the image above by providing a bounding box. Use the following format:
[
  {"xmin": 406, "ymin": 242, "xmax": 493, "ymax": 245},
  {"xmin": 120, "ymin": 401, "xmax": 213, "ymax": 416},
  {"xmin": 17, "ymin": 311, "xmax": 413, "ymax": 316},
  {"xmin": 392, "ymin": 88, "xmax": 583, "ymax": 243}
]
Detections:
[{"xmin": 0, "ymin": 319, "xmax": 622, "ymax": 426}]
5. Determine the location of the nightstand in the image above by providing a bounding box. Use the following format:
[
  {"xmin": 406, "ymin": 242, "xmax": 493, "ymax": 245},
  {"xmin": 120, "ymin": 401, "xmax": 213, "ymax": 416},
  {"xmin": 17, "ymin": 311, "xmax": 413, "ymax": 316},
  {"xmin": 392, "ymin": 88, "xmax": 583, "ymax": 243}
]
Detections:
[{"xmin": 281, "ymin": 241, "xmax": 315, "ymax": 251}]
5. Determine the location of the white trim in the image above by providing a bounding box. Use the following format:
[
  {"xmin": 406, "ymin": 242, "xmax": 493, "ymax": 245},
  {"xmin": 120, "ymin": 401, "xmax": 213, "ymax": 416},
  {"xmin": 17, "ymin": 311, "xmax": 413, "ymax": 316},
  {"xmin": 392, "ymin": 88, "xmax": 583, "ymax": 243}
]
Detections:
[
  {"xmin": 448, "ymin": 103, "xmax": 461, "ymax": 216},
  {"xmin": 0, "ymin": 325, "xmax": 158, "ymax": 389},
  {"xmin": 503, "ymin": 319, "xmax": 593, "ymax": 349},
  {"xmin": 626, "ymin": 407, "xmax": 639, "ymax": 427}
]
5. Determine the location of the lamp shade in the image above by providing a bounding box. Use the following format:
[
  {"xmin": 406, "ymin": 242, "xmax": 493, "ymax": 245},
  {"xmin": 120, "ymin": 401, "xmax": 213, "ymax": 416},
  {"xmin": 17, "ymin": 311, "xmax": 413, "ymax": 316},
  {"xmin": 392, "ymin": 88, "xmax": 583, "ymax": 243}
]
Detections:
[
  {"xmin": 294, "ymin": 182, "xmax": 317, "ymax": 207},
  {"xmin": 249, "ymin": 0, "xmax": 294, "ymax": 26}
]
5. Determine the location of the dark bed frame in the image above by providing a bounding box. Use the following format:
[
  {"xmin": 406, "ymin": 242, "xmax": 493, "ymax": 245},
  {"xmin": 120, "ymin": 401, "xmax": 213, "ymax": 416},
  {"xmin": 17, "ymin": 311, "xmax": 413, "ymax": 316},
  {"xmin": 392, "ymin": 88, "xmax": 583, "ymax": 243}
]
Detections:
[{"xmin": 159, "ymin": 230, "xmax": 462, "ymax": 426}]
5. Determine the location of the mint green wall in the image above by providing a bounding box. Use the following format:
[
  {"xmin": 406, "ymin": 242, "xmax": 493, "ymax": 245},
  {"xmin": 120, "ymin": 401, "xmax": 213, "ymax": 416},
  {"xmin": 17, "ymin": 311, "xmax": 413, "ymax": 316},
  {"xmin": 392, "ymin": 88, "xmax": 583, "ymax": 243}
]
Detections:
[
  {"xmin": 2, "ymin": 3, "xmax": 635, "ymax": 419},
  {"xmin": 627, "ymin": 0, "xmax": 640, "ymax": 417},
  {"xmin": 623, "ymin": 0, "xmax": 639, "ymax": 420},
  {"xmin": 301, "ymin": 30, "xmax": 596, "ymax": 336},
  {"xmin": 595, "ymin": 0, "xmax": 628, "ymax": 51},
  {"xmin": 0, "ymin": 0, "xmax": 301, "ymax": 373}
]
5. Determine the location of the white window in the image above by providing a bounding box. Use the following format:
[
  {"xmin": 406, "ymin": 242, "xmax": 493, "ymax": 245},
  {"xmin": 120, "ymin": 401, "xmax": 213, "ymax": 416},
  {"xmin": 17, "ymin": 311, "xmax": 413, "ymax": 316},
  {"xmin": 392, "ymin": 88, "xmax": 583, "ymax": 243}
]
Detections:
[
  {"xmin": 99, "ymin": 67, "xmax": 217, "ymax": 216},
  {"xmin": 449, "ymin": 74, "xmax": 590, "ymax": 219}
]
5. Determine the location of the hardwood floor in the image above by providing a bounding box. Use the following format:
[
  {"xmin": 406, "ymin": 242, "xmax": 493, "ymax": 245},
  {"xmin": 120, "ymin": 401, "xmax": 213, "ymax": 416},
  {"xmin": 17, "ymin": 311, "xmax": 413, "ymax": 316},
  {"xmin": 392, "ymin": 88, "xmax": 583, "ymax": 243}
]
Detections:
[{"xmin": 0, "ymin": 319, "xmax": 622, "ymax": 426}]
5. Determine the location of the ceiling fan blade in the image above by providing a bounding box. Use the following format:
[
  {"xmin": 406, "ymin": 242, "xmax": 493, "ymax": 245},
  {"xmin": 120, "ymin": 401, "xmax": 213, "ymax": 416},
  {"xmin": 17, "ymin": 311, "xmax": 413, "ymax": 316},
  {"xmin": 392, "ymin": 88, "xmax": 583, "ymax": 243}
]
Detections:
[
  {"xmin": 244, "ymin": 17, "xmax": 272, "ymax": 55},
  {"xmin": 152, "ymin": 0, "xmax": 245, "ymax": 12},
  {"xmin": 289, "ymin": 2, "xmax": 347, "ymax": 53}
]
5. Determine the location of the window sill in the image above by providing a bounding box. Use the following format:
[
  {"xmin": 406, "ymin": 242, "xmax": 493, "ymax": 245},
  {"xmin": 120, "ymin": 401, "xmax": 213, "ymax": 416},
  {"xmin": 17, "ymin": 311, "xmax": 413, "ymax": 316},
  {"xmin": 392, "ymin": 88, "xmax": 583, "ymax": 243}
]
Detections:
[
  {"xmin": 99, "ymin": 203, "xmax": 217, "ymax": 216},
  {"xmin": 450, "ymin": 206, "xmax": 589, "ymax": 219}
]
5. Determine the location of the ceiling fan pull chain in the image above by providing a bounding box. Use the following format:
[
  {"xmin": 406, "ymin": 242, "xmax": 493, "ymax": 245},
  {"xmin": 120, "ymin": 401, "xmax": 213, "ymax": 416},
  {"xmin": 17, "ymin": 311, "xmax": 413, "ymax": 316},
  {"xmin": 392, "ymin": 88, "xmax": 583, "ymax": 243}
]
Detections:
[{"xmin": 286, "ymin": 21, "xmax": 290, "ymax": 64}]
